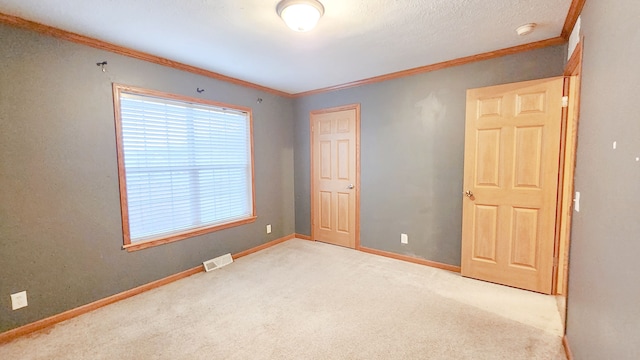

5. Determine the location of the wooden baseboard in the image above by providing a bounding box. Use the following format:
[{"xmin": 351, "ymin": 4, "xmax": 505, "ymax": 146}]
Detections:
[
  {"xmin": 294, "ymin": 233, "xmax": 312, "ymax": 241},
  {"xmin": 0, "ymin": 233, "xmax": 296, "ymax": 344},
  {"xmin": 232, "ymin": 234, "xmax": 295, "ymax": 259},
  {"xmin": 563, "ymin": 335, "xmax": 574, "ymax": 360},
  {"xmin": 358, "ymin": 246, "xmax": 461, "ymax": 273},
  {"xmin": 0, "ymin": 265, "xmax": 202, "ymax": 344}
]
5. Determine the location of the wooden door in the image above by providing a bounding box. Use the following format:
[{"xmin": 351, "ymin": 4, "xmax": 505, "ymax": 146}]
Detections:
[
  {"xmin": 461, "ymin": 77, "xmax": 564, "ymax": 294},
  {"xmin": 311, "ymin": 105, "xmax": 360, "ymax": 248}
]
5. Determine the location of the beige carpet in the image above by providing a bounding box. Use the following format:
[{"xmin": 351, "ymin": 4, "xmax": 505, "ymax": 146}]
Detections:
[{"xmin": 0, "ymin": 239, "xmax": 566, "ymax": 359}]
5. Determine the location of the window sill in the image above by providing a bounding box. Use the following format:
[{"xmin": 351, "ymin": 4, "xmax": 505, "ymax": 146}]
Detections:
[{"xmin": 123, "ymin": 216, "xmax": 257, "ymax": 252}]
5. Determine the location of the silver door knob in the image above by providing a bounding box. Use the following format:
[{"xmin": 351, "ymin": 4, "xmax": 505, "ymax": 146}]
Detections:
[
  {"xmin": 347, "ymin": 184, "xmax": 355, "ymax": 189},
  {"xmin": 464, "ymin": 190, "xmax": 474, "ymax": 198}
]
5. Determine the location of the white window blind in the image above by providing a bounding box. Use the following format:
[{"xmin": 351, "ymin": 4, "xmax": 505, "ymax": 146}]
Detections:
[{"xmin": 117, "ymin": 91, "xmax": 253, "ymax": 243}]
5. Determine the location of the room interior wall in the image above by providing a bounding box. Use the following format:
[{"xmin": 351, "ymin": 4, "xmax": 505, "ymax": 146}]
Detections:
[
  {"xmin": 1, "ymin": 15, "xmax": 577, "ymax": 337},
  {"xmin": 0, "ymin": 24, "xmax": 295, "ymax": 333},
  {"xmin": 565, "ymin": 1, "xmax": 640, "ymax": 358},
  {"xmin": 293, "ymin": 45, "xmax": 566, "ymax": 266}
]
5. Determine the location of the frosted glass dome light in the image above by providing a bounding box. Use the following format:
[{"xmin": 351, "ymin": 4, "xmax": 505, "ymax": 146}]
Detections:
[{"xmin": 277, "ymin": 0, "xmax": 325, "ymax": 32}]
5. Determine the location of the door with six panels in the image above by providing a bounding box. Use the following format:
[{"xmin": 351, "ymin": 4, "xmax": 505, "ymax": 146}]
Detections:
[
  {"xmin": 461, "ymin": 77, "xmax": 564, "ymax": 294},
  {"xmin": 311, "ymin": 105, "xmax": 359, "ymax": 248}
]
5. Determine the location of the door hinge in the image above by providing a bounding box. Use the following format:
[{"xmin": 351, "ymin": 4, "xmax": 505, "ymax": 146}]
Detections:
[{"xmin": 562, "ymin": 96, "xmax": 569, "ymax": 108}]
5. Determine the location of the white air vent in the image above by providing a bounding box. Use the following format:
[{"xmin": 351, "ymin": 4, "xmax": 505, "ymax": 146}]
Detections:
[{"xmin": 203, "ymin": 253, "xmax": 233, "ymax": 272}]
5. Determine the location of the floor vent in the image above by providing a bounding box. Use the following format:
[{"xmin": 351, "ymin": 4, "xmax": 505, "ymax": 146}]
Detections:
[{"xmin": 203, "ymin": 253, "xmax": 233, "ymax": 272}]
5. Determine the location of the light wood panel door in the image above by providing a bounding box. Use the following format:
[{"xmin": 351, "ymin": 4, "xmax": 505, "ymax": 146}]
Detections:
[
  {"xmin": 461, "ymin": 77, "xmax": 564, "ymax": 294},
  {"xmin": 311, "ymin": 105, "xmax": 359, "ymax": 248}
]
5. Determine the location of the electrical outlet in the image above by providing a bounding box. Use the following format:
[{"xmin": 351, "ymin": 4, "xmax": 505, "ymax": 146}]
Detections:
[
  {"xmin": 11, "ymin": 291, "xmax": 28, "ymax": 310},
  {"xmin": 266, "ymin": 224, "xmax": 272, "ymax": 234},
  {"xmin": 401, "ymin": 233, "xmax": 408, "ymax": 244}
]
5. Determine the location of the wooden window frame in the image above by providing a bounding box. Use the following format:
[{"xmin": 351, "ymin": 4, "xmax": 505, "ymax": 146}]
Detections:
[{"xmin": 112, "ymin": 83, "xmax": 257, "ymax": 252}]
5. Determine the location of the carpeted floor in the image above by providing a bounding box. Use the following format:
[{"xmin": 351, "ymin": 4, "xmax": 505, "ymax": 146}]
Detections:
[{"xmin": 0, "ymin": 239, "xmax": 567, "ymax": 359}]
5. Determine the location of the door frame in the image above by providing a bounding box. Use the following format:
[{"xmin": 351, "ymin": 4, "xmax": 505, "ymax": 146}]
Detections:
[
  {"xmin": 309, "ymin": 103, "xmax": 361, "ymax": 249},
  {"xmin": 553, "ymin": 39, "xmax": 584, "ymax": 330}
]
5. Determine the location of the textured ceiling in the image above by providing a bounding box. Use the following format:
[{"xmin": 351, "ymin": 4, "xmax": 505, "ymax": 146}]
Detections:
[{"xmin": 0, "ymin": 0, "xmax": 571, "ymax": 94}]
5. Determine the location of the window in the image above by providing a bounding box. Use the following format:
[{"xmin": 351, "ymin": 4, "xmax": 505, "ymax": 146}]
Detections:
[{"xmin": 113, "ymin": 84, "xmax": 256, "ymax": 251}]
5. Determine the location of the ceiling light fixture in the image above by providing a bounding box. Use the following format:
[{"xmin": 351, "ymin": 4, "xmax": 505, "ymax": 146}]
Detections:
[
  {"xmin": 516, "ymin": 23, "xmax": 537, "ymax": 36},
  {"xmin": 276, "ymin": 0, "xmax": 325, "ymax": 32}
]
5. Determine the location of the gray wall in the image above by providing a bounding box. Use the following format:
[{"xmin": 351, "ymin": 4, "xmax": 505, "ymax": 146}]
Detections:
[
  {"xmin": 294, "ymin": 46, "xmax": 566, "ymax": 266},
  {"xmin": 566, "ymin": 1, "xmax": 640, "ymax": 358},
  {"xmin": 0, "ymin": 24, "xmax": 295, "ymax": 332}
]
